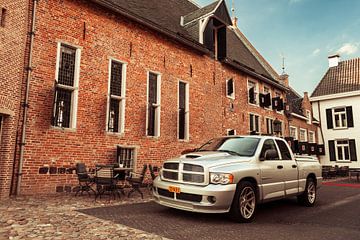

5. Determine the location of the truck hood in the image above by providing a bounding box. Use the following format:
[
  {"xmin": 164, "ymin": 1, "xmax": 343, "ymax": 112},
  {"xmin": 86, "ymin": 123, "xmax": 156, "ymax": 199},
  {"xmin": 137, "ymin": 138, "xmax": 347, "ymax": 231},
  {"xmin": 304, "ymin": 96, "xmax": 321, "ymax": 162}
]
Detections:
[{"xmin": 165, "ymin": 151, "xmax": 251, "ymax": 168}]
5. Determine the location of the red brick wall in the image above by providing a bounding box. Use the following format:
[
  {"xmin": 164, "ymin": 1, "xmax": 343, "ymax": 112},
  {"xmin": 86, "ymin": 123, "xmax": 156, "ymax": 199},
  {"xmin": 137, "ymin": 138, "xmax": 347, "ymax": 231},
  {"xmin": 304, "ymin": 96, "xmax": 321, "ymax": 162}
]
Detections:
[
  {"xmin": 7, "ymin": 0, "xmax": 287, "ymax": 195},
  {"xmin": 0, "ymin": 0, "xmax": 30, "ymax": 198}
]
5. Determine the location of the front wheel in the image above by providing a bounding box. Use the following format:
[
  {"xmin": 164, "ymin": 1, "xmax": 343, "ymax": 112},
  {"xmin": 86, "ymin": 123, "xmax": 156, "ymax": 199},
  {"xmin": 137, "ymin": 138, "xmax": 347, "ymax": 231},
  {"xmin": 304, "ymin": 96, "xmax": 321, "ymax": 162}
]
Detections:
[
  {"xmin": 298, "ymin": 178, "xmax": 317, "ymax": 207},
  {"xmin": 229, "ymin": 181, "xmax": 257, "ymax": 223}
]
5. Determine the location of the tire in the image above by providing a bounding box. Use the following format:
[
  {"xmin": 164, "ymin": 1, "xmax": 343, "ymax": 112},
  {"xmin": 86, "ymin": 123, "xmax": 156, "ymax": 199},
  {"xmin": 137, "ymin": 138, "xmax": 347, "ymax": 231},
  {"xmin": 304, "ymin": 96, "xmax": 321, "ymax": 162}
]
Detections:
[
  {"xmin": 229, "ymin": 181, "xmax": 257, "ymax": 223},
  {"xmin": 297, "ymin": 177, "xmax": 317, "ymax": 207}
]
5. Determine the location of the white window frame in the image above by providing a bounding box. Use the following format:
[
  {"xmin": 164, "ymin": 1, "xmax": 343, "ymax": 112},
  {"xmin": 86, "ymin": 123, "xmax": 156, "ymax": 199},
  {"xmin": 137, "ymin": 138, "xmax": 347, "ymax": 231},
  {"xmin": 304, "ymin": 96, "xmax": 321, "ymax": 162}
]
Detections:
[
  {"xmin": 332, "ymin": 107, "xmax": 347, "ymax": 129},
  {"xmin": 290, "ymin": 126, "xmax": 298, "ymax": 140},
  {"xmin": 335, "ymin": 140, "xmax": 351, "ymax": 162},
  {"xmin": 226, "ymin": 129, "xmax": 236, "ymax": 136},
  {"xmin": 306, "ymin": 110, "xmax": 312, "ymax": 124},
  {"xmin": 178, "ymin": 80, "xmax": 190, "ymax": 141},
  {"xmin": 299, "ymin": 128, "xmax": 307, "ymax": 142},
  {"xmin": 146, "ymin": 71, "xmax": 161, "ymax": 137},
  {"xmin": 263, "ymin": 85, "xmax": 272, "ymax": 109},
  {"xmin": 247, "ymin": 79, "xmax": 259, "ymax": 106},
  {"xmin": 226, "ymin": 78, "xmax": 235, "ymax": 99},
  {"xmin": 265, "ymin": 117, "xmax": 274, "ymax": 135},
  {"xmin": 54, "ymin": 42, "xmax": 81, "ymax": 129},
  {"xmin": 308, "ymin": 131, "xmax": 315, "ymax": 143},
  {"xmin": 106, "ymin": 58, "xmax": 127, "ymax": 134},
  {"xmin": 249, "ymin": 113, "xmax": 260, "ymax": 134}
]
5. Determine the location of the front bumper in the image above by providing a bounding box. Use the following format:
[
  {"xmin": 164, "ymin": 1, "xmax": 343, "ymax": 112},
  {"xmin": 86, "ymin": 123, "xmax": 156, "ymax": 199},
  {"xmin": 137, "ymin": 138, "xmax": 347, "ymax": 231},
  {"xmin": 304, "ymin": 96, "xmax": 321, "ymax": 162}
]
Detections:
[{"xmin": 152, "ymin": 177, "xmax": 237, "ymax": 213}]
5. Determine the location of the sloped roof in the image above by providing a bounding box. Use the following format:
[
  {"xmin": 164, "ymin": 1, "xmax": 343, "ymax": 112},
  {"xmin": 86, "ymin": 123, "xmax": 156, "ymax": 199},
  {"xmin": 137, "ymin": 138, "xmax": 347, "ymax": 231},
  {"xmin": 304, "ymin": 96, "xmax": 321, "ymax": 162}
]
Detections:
[
  {"xmin": 183, "ymin": 1, "xmax": 219, "ymax": 24},
  {"xmin": 90, "ymin": 0, "xmax": 282, "ymax": 88},
  {"xmin": 287, "ymin": 87, "xmax": 304, "ymax": 116},
  {"xmin": 311, "ymin": 58, "xmax": 360, "ymax": 97}
]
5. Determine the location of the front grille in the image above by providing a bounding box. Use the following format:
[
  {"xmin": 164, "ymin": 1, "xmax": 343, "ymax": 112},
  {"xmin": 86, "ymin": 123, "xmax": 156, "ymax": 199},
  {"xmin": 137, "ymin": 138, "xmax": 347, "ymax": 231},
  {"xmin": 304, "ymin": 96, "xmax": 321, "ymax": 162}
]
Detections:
[
  {"xmin": 163, "ymin": 163, "xmax": 179, "ymax": 170},
  {"xmin": 163, "ymin": 171, "xmax": 178, "ymax": 180},
  {"xmin": 158, "ymin": 188, "xmax": 174, "ymax": 198},
  {"xmin": 182, "ymin": 173, "xmax": 204, "ymax": 183},
  {"xmin": 177, "ymin": 192, "xmax": 202, "ymax": 203},
  {"xmin": 183, "ymin": 164, "xmax": 203, "ymax": 172}
]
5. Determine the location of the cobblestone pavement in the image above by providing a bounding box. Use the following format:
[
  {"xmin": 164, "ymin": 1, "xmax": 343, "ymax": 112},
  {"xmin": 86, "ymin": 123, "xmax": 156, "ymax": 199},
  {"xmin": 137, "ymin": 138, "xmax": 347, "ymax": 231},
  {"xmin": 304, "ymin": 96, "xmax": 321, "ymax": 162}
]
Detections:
[{"xmin": 0, "ymin": 190, "xmax": 168, "ymax": 240}]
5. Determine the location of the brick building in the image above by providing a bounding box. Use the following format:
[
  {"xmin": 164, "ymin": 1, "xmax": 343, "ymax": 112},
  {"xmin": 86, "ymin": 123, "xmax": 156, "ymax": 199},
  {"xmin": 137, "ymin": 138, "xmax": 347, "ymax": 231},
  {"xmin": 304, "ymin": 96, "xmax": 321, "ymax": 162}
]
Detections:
[{"xmin": 0, "ymin": 0, "xmax": 313, "ymax": 197}]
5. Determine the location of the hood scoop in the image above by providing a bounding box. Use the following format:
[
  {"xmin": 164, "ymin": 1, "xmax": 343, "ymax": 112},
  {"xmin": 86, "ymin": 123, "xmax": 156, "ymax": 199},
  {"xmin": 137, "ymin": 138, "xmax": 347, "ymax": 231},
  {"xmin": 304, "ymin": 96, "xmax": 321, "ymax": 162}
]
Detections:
[{"xmin": 185, "ymin": 154, "xmax": 202, "ymax": 159}]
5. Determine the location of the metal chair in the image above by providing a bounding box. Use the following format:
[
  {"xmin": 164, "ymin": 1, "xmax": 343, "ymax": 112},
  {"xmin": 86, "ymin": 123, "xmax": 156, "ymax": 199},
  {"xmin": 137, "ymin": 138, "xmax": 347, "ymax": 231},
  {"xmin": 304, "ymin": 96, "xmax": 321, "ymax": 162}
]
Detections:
[
  {"xmin": 126, "ymin": 164, "xmax": 147, "ymax": 199},
  {"xmin": 75, "ymin": 163, "xmax": 95, "ymax": 196},
  {"xmin": 147, "ymin": 164, "xmax": 158, "ymax": 191},
  {"xmin": 94, "ymin": 165, "xmax": 122, "ymax": 200}
]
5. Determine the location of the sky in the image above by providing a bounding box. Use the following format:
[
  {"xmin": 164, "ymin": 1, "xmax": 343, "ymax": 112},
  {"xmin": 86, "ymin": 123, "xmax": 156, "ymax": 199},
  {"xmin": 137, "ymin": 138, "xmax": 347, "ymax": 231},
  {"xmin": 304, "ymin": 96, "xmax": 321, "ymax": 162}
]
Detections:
[{"xmin": 194, "ymin": 0, "xmax": 360, "ymax": 95}]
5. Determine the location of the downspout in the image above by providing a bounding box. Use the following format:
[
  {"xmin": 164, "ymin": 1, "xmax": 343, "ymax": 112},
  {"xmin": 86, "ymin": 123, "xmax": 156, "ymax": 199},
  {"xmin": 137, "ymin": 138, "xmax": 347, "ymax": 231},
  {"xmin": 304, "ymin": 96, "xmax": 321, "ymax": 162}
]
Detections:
[{"xmin": 16, "ymin": 0, "xmax": 38, "ymax": 195}]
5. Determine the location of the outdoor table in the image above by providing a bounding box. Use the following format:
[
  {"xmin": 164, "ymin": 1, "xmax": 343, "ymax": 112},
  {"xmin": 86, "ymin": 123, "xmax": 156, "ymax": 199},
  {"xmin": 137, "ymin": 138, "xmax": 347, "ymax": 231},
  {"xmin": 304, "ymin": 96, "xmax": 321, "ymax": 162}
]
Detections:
[{"xmin": 348, "ymin": 169, "xmax": 360, "ymax": 182}]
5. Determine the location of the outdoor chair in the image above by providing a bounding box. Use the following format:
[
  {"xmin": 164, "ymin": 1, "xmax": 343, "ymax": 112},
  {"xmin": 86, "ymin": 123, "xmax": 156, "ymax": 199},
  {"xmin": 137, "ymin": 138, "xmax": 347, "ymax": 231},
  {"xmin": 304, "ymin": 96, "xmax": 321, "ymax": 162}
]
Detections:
[
  {"xmin": 75, "ymin": 163, "xmax": 96, "ymax": 196},
  {"xmin": 339, "ymin": 166, "xmax": 349, "ymax": 177},
  {"xmin": 126, "ymin": 164, "xmax": 147, "ymax": 199},
  {"xmin": 94, "ymin": 165, "xmax": 122, "ymax": 200},
  {"xmin": 147, "ymin": 164, "xmax": 159, "ymax": 191}
]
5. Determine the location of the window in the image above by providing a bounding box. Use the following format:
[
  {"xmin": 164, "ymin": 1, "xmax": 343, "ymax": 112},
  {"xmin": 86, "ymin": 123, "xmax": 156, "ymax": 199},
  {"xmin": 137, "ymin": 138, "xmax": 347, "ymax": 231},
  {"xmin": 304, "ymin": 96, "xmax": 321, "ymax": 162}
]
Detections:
[
  {"xmin": 52, "ymin": 43, "xmax": 81, "ymax": 128},
  {"xmin": 147, "ymin": 72, "xmax": 161, "ymax": 137},
  {"xmin": 248, "ymin": 80, "xmax": 258, "ymax": 105},
  {"xmin": 107, "ymin": 59, "xmax": 127, "ymax": 133},
  {"xmin": 265, "ymin": 118, "xmax": 273, "ymax": 135},
  {"xmin": 299, "ymin": 128, "xmax": 307, "ymax": 142},
  {"xmin": 260, "ymin": 139, "xmax": 279, "ymax": 160},
  {"xmin": 249, "ymin": 113, "xmax": 260, "ymax": 134},
  {"xmin": 178, "ymin": 81, "xmax": 189, "ymax": 140},
  {"xmin": 336, "ymin": 140, "xmax": 350, "ymax": 161},
  {"xmin": 227, "ymin": 129, "xmax": 236, "ymax": 136},
  {"xmin": 326, "ymin": 106, "xmax": 353, "ymax": 129},
  {"xmin": 226, "ymin": 78, "xmax": 235, "ymax": 99},
  {"xmin": 276, "ymin": 140, "xmax": 292, "ymax": 160},
  {"xmin": 308, "ymin": 131, "xmax": 315, "ymax": 143},
  {"xmin": 333, "ymin": 107, "xmax": 347, "ymax": 129},
  {"xmin": 290, "ymin": 126, "xmax": 298, "ymax": 140},
  {"xmin": 273, "ymin": 119, "xmax": 283, "ymax": 136},
  {"xmin": 306, "ymin": 110, "xmax": 312, "ymax": 124},
  {"xmin": 273, "ymin": 91, "xmax": 284, "ymax": 112},
  {"xmin": 1, "ymin": 8, "xmax": 6, "ymax": 27},
  {"xmin": 117, "ymin": 146, "xmax": 136, "ymax": 170}
]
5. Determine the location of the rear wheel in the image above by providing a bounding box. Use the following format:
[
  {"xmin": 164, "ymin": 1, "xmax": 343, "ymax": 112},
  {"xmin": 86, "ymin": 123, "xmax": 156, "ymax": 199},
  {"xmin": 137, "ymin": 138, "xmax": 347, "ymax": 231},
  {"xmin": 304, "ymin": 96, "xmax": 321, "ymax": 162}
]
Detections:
[
  {"xmin": 298, "ymin": 178, "xmax": 317, "ymax": 207},
  {"xmin": 229, "ymin": 181, "xmax": 257, "ymax": 223}
]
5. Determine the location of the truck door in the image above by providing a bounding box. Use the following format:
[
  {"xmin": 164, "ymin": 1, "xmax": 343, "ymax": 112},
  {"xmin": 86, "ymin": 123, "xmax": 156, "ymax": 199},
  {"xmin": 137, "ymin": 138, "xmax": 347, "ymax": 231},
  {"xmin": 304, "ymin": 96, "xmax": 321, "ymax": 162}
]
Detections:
[
  {"xmin": 276, "ymin": 139, "xmax": 299, "ymax": 196},
  {"xmin": 259, "ymin": 139, "xmax": 285, "ymax": 200}
]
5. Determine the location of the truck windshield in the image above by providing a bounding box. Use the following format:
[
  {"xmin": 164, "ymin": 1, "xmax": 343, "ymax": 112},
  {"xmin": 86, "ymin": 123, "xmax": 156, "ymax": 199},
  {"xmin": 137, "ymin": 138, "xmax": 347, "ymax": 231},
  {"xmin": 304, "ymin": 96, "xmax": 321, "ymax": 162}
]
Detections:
[{"xmin": 197, "ymin": 137, "xmax": 260, "ymax": 157}]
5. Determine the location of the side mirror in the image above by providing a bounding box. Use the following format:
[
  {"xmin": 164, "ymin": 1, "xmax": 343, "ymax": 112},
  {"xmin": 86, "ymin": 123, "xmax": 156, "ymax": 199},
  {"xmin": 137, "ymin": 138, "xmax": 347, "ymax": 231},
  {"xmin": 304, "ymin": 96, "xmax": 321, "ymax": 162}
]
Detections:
[{"xmin": 264, "ymin": 149, "xmax": 278, "ymax": 160}]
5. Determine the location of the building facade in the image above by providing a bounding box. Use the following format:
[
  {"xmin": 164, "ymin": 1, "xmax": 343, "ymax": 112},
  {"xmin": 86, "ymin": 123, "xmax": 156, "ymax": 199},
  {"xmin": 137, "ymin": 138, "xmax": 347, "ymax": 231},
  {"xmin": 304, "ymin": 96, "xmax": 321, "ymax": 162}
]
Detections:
[
  {"xmin": 1, "ymin": 0, "xmax": 320, "ymax": 198},
  {"xmin": 311, "ymin": 55, "xmax": 359, "ymax": 168}
]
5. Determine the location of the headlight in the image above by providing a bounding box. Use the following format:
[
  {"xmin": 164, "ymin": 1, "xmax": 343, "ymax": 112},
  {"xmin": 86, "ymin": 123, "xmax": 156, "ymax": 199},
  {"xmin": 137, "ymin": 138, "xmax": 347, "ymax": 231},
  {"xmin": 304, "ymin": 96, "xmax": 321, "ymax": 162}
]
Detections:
[{"xmin": 210, "ymin": 173, "xmax": 234, "ymax": 184}]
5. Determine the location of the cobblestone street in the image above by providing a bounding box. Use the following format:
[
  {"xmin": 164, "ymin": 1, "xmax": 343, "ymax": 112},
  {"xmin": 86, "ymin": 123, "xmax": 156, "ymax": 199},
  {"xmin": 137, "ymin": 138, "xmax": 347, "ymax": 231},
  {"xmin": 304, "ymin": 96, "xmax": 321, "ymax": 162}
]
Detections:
[{"xmin": 0, "ymin": 191, "xmax": 166, "ymax": 240}]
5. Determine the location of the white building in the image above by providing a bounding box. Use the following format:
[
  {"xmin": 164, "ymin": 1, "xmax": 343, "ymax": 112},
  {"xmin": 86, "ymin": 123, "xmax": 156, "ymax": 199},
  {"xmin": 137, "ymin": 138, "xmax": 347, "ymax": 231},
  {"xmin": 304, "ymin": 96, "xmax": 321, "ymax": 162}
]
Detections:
[{"xmin": 311, "ymin": 55, "xmax": 360, "ymax": 168}]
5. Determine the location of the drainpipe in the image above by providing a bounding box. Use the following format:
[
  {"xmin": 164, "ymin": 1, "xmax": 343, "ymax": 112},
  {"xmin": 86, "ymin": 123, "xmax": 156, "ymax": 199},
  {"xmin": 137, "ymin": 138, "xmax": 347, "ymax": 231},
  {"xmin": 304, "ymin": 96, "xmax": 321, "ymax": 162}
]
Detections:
[{"xmin": 16, "ymin": 0, "xmax": 38, "ymax": 195}]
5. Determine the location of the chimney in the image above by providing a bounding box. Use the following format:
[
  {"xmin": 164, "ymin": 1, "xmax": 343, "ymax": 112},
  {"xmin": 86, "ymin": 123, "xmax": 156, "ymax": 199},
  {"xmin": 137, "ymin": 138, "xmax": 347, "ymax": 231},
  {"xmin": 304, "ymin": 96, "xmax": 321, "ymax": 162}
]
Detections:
[
  {"xmin": 303, "ymin": 92, "xmax": 308, "ymax": 100},
  {"xmin": 279, "ymin": 73, "xmax": 289, "ymax": 87},
  {"xmin": 328, "ymin": 54, "xmax": 340, "ymax": 68},
  {"xmin": 232, "ymin": 17, "xmax": 238, "ymax": 27}
]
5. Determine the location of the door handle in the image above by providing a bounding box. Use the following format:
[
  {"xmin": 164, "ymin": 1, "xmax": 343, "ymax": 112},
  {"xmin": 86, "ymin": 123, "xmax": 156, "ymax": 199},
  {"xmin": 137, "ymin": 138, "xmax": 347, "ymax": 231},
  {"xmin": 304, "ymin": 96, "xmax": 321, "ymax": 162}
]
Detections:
[
  {"xmin": 292, "ymin": 165, "xmax": 297, "ymax": 168},
  {"xmin": 277, "ymin": 165, "xmax": 283, "ymax": 169}
]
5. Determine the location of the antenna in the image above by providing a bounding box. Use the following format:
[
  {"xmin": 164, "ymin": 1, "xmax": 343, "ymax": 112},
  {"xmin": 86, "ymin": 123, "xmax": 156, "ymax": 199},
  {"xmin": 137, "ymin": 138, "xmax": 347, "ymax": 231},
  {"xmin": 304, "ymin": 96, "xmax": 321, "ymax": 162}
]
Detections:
[{"xmin": 281, "ymin": 53, "xmax": 286, "ymax": 74}]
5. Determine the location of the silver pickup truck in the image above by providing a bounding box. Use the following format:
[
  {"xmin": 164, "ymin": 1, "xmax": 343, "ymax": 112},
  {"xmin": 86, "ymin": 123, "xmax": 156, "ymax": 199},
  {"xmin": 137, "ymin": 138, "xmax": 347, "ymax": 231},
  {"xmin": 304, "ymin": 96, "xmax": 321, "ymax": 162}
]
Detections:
[{"xmin": 153, "ymin": 136, "xmax": 322, "ymax": 222}]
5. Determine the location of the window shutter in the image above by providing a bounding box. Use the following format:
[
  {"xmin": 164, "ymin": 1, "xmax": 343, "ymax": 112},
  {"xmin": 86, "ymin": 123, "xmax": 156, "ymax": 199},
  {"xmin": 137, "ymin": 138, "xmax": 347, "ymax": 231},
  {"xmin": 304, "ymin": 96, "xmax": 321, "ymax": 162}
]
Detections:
[
  {"xmin": 346, "ymin": 106, "xmax": 354, "ymax": 128},
  {"xmin": 265, "ymin": 93, "xmax": 271, "ymax": 107},
  {"xmin": 277, "ymin": 98, "xmax": 284, "ymax": 111},
  {"xmin": 326, "ymin": 109, "xmax": 333, "ymax": 129},
  {"xmin": 259, "ymin": 93, "xmax": 265, "ymax": 107},
  {"xmin": 272, "ymin": 97, "xmax": 280, "ymax": 110},
  {"xmin": 328, "ymin": 140, "xmax": 336, "ymax": 161},
  {"xmin": 349, "ymin": 139, "xmax": 357, "ymax": 161},
  {"xmin": 248, "ymin": 87, "xmax": 255, "ymax": 103}
]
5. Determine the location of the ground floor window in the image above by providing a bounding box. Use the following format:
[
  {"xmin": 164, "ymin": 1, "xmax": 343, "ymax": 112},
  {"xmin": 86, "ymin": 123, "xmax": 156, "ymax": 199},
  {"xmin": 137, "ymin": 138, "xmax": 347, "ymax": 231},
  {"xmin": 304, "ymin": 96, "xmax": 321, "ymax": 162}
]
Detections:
[
  {"xmin": 116, "ymin": 146, "xmax": 137, "ymax": 170},
  {"xmin": 290, "ymin": 126, "xmax": 297, "ymax": 140},
  {"xmin": 266, "ymin": 118, "xmax": 273, "ymax": 135},
  {"xmin": 336, "ymin": 140, "xmax": 350, "ymax": 161},
  {"xmin": 249, "ymin": 113, "xmax": 260, "ymax": 134}
]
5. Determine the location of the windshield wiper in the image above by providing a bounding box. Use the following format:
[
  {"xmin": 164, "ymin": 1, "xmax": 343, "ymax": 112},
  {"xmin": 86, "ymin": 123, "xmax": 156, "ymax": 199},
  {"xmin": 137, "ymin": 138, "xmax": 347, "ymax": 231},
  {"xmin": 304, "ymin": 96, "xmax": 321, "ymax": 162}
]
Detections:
[{"xmin": 217, "ymin": 150, "xmax": 241, "ymax": 156}]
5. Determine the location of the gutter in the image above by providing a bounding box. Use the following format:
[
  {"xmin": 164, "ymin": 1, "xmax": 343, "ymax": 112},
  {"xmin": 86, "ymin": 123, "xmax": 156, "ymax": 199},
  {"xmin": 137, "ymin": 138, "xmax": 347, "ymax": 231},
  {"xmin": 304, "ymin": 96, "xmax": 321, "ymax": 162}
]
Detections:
[
  {"xmin": 16, "ymin": 0, "xmax": 38, "ymax": 195},
  {"xmin": 89, "ymin": 0, "xmax": 210, "ymax": 55},
  {"xmin": 222, "ymin": 58, "xmax": 288, "ymax": 91}
]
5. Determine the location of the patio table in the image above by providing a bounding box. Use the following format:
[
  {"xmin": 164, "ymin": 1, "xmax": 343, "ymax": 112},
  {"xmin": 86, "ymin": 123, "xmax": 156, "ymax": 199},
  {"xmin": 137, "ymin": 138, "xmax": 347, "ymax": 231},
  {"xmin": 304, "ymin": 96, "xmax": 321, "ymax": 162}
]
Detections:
[{"xmin": 348, "ymin": 169, "xmax": 360, "ymax": 182}]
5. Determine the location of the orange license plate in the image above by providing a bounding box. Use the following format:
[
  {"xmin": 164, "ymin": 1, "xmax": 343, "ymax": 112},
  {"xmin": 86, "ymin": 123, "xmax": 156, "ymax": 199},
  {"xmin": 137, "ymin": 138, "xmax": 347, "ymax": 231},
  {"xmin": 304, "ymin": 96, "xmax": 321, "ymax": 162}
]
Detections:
[{"xmin": 168, "ymin": 186, "xmax": 181, "ymax": 193}]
